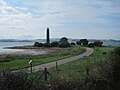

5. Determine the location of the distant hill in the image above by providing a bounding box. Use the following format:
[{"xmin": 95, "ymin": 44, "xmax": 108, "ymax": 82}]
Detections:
[{"xmin": 0, "ymin": 39, "xmax": 34, "ymax": 42}]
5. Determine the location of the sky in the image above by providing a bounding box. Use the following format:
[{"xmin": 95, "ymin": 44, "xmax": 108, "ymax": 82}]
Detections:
[{"xmin": 0, "ymin": 0, "xmax": 120, "ymax": 40}]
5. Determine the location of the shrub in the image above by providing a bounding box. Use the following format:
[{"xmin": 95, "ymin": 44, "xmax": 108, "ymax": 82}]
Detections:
[
  {"xmin": 59, "ymin": 37, "xmax": 68, "ymax": 43},
  {"xmin": 80, "ymin": 39, "xmax": 88, "ymax": 46},
  {"xmin": 76, "ymin": 41, "xmax": 81, "ymax": 45},
  {"xmin": 39, "ymin": 43, "xmax": 44, "ymax": 47},
  {"xmin": 59, "ymin": 37, "xmax": 71, "ymax": 48},
  {"xmin": 51, "ymin": 42, "xmax": 59, "ymax": 47},
  {"xmin": 76, "ymin": 39, "xmax": 88, "ymax": 46},
  {"xmin": 88, "ymin": 43, "xmax": 94, "ymax": 48},
  {"xmin": 113, "ymin": 47, "xmax": 120, "ymax": 56},
  {"xmin": 71, "ymin": 42, "xmax": 76, "ymax": 45},
  {"xmin": 94, "ymin": 40, "xmax": 103, "ymax": 47},
  {"xmin": 44, "ymin": 43, "xmax": 51, "ymax": 47},
  {"xmin": 0, "ymin": 72, "xmax": 34, "ymax": 90},
  {"xmin": 34, "ymin": 42, "xmax": 40, "ymax": 47},
  {"xmin": 34, "ymin": 42, "xmax": 43, "ymax": 47},
  {"xmin": 59, "ymin": 42, "xmax": 71, "ymax": 48},
  {"xmin": 109, "ymin": 47, "xmax": 120, "ymax": 90}
]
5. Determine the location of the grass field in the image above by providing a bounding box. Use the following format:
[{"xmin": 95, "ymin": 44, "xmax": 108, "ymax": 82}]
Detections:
[
  {"xmin": 0, "ymin": 45, "xmax": 85, "ymax": 72},
  {"xmin": 46, "ymin": 46, "xmax": 115, "ymax": 81}
]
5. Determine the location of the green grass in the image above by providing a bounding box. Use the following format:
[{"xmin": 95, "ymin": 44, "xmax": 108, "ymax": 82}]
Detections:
[
  {"xmin": 48, "ymin": 46, "xmax": 115, "ymax": 80},
  {"xmin": 0, "ymin": 46, "xmax": 85, "ymax": 72}
]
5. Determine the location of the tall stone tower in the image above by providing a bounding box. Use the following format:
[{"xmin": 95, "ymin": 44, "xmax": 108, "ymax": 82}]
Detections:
[{"xmin": 46, "ymin": 27, "xmax": 50, "ymax": 43}]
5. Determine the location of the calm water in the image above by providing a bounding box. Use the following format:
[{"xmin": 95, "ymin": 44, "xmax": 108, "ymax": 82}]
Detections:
[
  {"xmin": 0, "ymin": 42, "xmax": 35, "ymax": 55},
  {"xmin": 103, "ymin": 41, "xmax": 120, "ymax": 46}
]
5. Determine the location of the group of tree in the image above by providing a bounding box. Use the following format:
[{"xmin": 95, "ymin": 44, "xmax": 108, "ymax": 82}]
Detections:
[
  {"xmin": 34, "ymin": 37, "xmax": 103, "ymax": 48},
  {"xmin": 76, "ymin": 39, "xmax": 103, "ymax": 47},
  {"xmin": 34, "ymin": 37, "xmax": 71, "ymax": 48},
  {"xmin": 88, "ymin": 40, "xmax": 103, "ymax": 47},
  {"xmin": 76, "ymin": 39, "xmax": 88, "ymax": 46}
]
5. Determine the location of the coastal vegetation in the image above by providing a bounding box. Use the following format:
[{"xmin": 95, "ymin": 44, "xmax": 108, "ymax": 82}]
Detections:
[
  {"xmin": 0, "ymin": 45, "xmax": 86, "ymax": 72},
  {"xmin": 0, "ymin": 46, "xmax": 119, "ymax": 90}
]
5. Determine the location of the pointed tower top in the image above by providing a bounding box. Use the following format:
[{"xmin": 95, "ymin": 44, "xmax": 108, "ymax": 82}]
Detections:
[{"xmin": 47, "ymin": 27, "xmax": 49, "ymax": 30}]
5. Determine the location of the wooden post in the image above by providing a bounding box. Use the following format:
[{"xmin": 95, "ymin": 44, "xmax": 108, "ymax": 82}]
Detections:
[
  {"xmin": 29, "ymin": 60, "xmax": 32, "ymax": 73},
  {"xmin": 56, "ymin": 62, "xmax": 58, "ymax": 70},
  {"xmin": 30, "ymin": 63, "xmax": 32, "ymax": 73},
  {"xmin": 94, "ymin": 57, "xmax": 95, "ymax": 63},
  {"xmin": 44, "ymin": 67, "xmax": 48, "ymax": 81},
  {"xmin": 86, "ymin": 68, "xmax": 89, "ymax": 75},
  {"xmin": 68, "ymin": 63, "xmax": 70, "ymax": 77}
]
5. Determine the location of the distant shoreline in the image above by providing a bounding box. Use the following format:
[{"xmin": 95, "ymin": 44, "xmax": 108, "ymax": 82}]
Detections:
[{"xmin": 4, "ymin": 45, "xmax": 40, "ymax": 49}]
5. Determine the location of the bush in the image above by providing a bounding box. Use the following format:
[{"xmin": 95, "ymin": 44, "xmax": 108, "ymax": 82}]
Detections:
[
  {"xmin": 88, "ymin": 43, "xmax": 94, "ymax": 48},
  {"xmin": 113, "ymin": 47, "xmax": 120, "ymax": 56},
  {"xmin": 39, "ymin": 43, "xmax": 44, "ymax": 47},
  {"xmin": 51, "ymin": 42, "xmax": 59, "ymax": 47},
  {"xmin": 44, "ymin": 43, "xmax": 51, "ymax": 47},
  {"xmin": 80, "ymin": 39, "xmax": 88, "ymax": 46},
  {"xmin": 34, "ymin": 42, "xmax": 40, "ymax": 47},
  {"xmin": 0, "ymin": 72, "xmax": 34, "ymax": 90},
  {"xmin": 59, "ymin": 42, "xmax": 71, "ymax": 48},
  {"xmin": 76, "ymin": 39, "xmax": 88, "ymax": 46},
  {"xmin": 59, "ymin": 37, "xmax": 71, "ymax": 48},
  {"xmin": 34, "ymin": 42, "xmax": 43, "ymax": 47},
  {"xmin": 59, "ymin": 37, "xmax": 68, "ymax": 43},
  {"xmin": 94, "ymin": 40, "xmax": 103, "ymax": 47},
  {"xmin": 71, "ymin": 42, "xmax": 76, "ymax": 45},
  {"xmin": 76, "ymin": 41, "xmax": 81, "ymax": 45},
  {"xmin": 109, "ymin": 47, "xmax": 120, "ymax": 90}
]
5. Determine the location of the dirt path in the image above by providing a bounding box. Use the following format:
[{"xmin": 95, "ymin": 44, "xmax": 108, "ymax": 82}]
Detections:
[{"xmin": 15, "ymin": 47, "xmax": 94, "ymax": 73}]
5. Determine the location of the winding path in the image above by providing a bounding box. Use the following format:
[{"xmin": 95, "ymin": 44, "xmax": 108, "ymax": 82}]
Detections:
[{"xmin": 15, "ymin": 47, "xmax": 94, "ymax": 73}]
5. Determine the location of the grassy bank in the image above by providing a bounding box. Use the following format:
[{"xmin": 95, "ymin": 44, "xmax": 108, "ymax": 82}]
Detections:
[
  {"xmin": 0, "ymin": 46, "xmax": 119, "ymax": 90},
  {"xmin": 48, "ymin": 46, "xmax": 115, "ymax": 80},
  {"xmin": 28, "ymin": 46, "xmax": 116, "ymax": 90},
  {"xmin": 0, "ymin": 46, "xmax": 85, "ymax": 72}
]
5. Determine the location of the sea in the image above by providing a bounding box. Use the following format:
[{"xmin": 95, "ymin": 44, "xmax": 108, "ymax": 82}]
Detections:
[
  {"xmin": 0, "ymin": 42, "xmax": 35, "ymax": 55},
  {"xmin": 0, "ymin": 41, "xmax": 119, "ymax": 54}
]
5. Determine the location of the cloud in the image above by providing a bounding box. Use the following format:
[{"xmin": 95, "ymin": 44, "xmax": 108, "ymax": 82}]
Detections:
[
  {"xmin": 0, "ymin": 0, "xmax": 120, "ymax": 39},
  {"xmin": 0, "ymin": 0, "xmax": 19, "ymax": 14}
]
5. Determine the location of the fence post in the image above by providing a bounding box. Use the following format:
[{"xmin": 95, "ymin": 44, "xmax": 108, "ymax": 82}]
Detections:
[
  {"xmin": 44, "ymin": 67, "xmax": 48, "ymax": 81},
  {"xmin": 94, "ymin": 57, "xmax": 95, "ymax": 63},
  {"xmin": 56, "ymin": 62, "xmax": 58, "ymax": 70},
  {"xmin": 29, "ymin": 60, "xmax": 32, "ymax": 73},
  {"xmin": 86, "ymin": 68, "xmax": 89, "ymax": 75},
  {"xmin": 30, "ymin": 63, "xmax": 32, "ymax": 73}
]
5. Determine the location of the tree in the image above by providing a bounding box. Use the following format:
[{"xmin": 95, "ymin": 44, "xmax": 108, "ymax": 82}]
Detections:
[
  {"xmin": 43, "ymin": 43, "xmax": 51, "ymax": 47},
  {"xmin": 88, "ymin": 43, "xmax": 94, "ymax": 48},
  {"xmin": 71, "ymin": 42, "xmax": 76, "ymax": 45},
  {"xmin": 39, "ymin": 43, "xmax": 43, "ymax": 47},
  {"xmin": 59, "ymin": 37, "xmax": 68, "ymax": 43},
  {"xmin": 59, "ymin": 37, "xmax": 71, "ymax": 48},
  {"xmin": 59, "ymin": 42, "xmax": 71, "ymax": 48},
  {"xmin": 34, "ymin": 42, "xmax": 44, "ymax": 47},
  {"xmin": 94, "ymin": 40, "xmax": 103, "ymax": 47},
  {"xmin": 76, "ymin": 41, "xmax": 81, "ymax": 45},
  {"xmin": 34, "ymin": 42, "xmax": 40, "ymax": 47},
  {"xmin": 51, "ymin": 42, "xmax": 59, "ymax": 47},
  {"xmin": 80, "ymin": 39, "xmax": 88, "ymax": 46}
]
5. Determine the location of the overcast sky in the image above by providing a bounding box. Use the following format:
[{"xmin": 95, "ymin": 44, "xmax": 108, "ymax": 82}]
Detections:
[{"xmin": 0, "ymin": 0, "xmax": 120, "ymax": 40}]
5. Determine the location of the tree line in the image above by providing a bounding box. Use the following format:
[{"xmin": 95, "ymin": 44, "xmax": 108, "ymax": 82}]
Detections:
[{"xmin": 34, "ymin": 37, "xmax": 103, "ymax": 48}]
